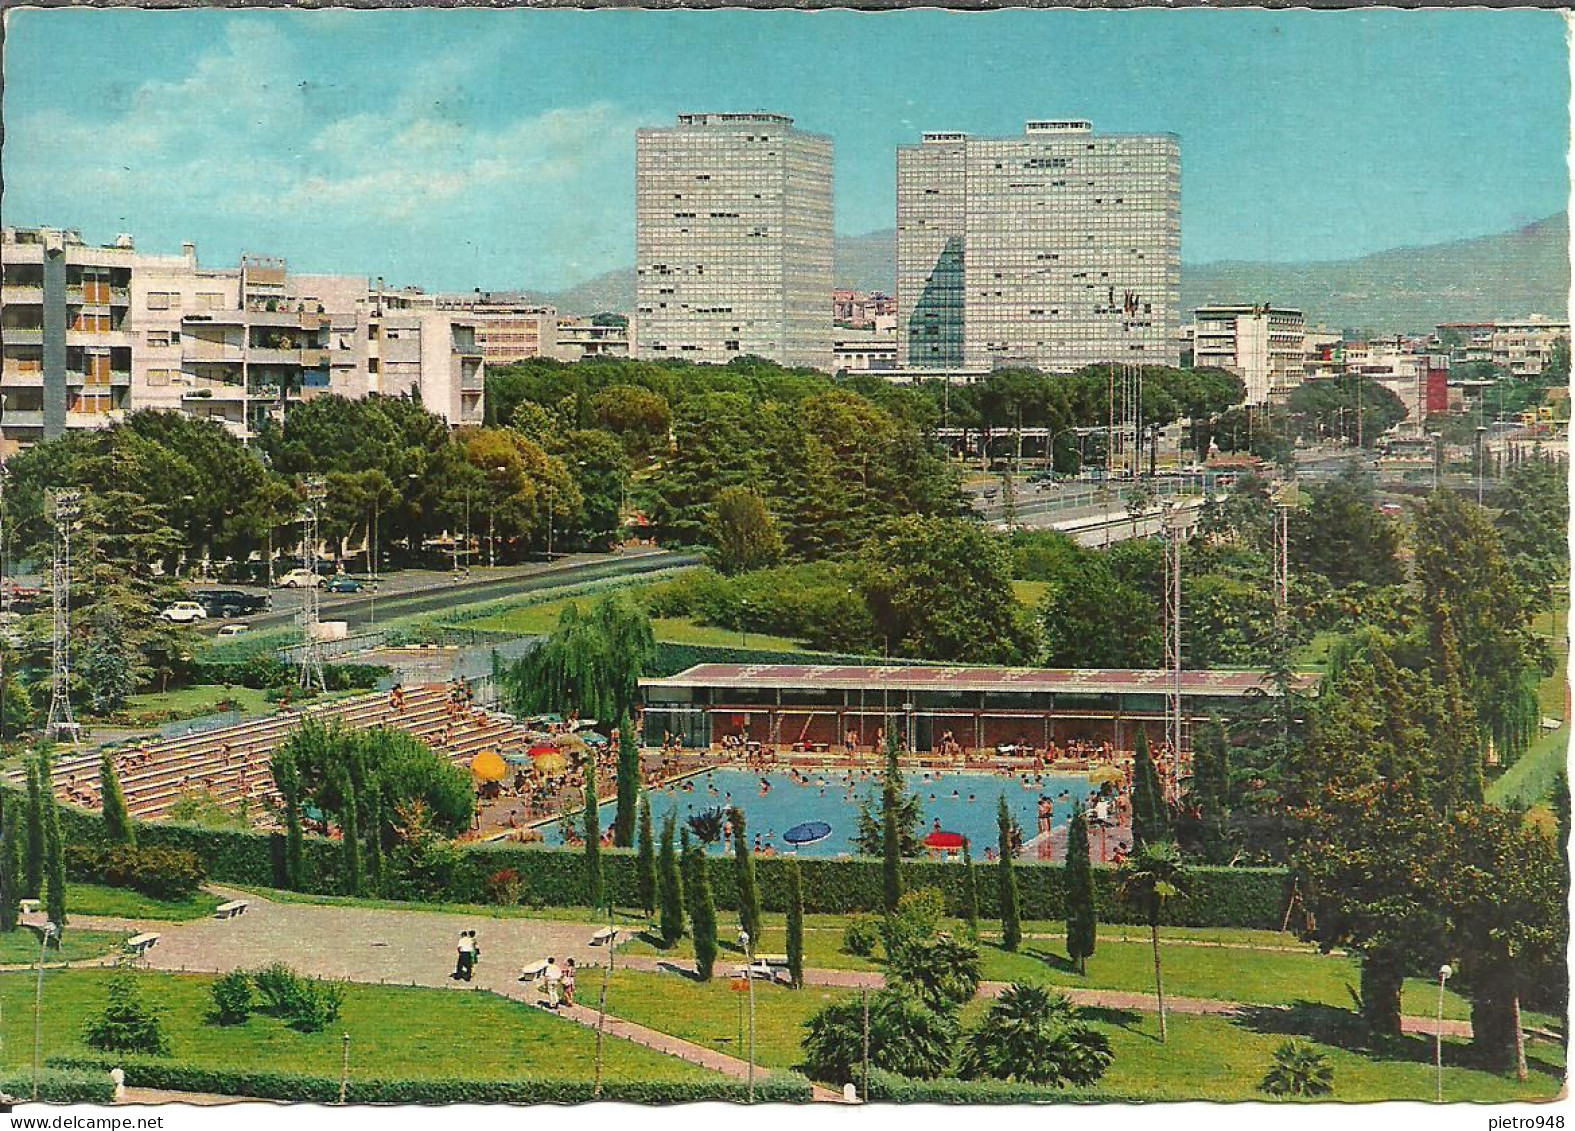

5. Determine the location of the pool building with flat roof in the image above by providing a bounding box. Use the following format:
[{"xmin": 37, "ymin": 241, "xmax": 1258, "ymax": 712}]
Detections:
[{"xmin": 639, "ymin": 663, "xmax": 1315, "ymax": 755}]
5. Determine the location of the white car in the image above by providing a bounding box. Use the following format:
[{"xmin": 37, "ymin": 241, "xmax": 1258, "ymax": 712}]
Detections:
[
  {"xmin": 160, "ymin": 601, "xmax": 208, "ymax": 624},
  {"xmin": 276, "ymin": 569, "xmax": 326, "ymax": 589},
  {"xmin": 216, "ymin": 623, "xmax": 251, "ymax": 637}
]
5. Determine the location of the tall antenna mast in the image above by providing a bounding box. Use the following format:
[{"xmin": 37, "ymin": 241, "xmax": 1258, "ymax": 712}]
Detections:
[
  {"xmin": 1162, "ymin": 503, "xmax": 1185, "ymax": 801},
  {"xmin": 45, "ymin": 488, "xmax": 82, "ymax": 743},
  {"xmin": 298, "ymin": 476, "xmax": 327, "ymax": 692}
]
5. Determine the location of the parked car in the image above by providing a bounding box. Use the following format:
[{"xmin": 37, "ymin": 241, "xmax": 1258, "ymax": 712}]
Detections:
[
  {"xmin": 193, "ymin": 588, "xmax": 270, "ymax": 618},
  {"xmin": 160, "ymin": 601, "xmax": 209, "ymax": 624},
  {"xmin": 276, "ymin": 569, "xmax": 326, "ymax": 589},
  {"xmin": 326, "ymin": 575, "xmax": 363, "ymax": 594},
  {"xmin": 216, "ymin": 623, "xmax": 251, "ymax": 637}
]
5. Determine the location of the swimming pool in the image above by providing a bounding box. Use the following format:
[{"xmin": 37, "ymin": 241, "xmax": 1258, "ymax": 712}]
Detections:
[{"xmin": 545, "ymin": 768, "xmax": 1092, "ymax": 858}]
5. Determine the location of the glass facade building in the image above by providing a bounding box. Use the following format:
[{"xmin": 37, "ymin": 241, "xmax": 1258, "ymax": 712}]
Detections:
[{"xmin": 896, "ymin": 121, "xmax": 1181, "ymax": 373}]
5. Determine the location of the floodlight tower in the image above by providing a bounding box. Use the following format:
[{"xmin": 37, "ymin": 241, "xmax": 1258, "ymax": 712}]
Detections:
[
  {"xmin": 1161, "ymin": 503, "xmax": 1185, "ymax": 801},
  {"xmin": 45, "ymin": 489, "xmax": 83, "ymax": 744},
  {"xmin": 298, "ymin": 476, "xmax": 327, "ymax": 692}
]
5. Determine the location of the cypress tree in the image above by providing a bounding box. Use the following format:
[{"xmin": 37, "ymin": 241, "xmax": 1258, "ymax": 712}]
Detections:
[
  {"xmin": 363, "ymin": 783, "xmax": 384, "ymax": 897},
  {"xmin": 785, "ymin": 856, "xmax": 805, "ymax": 989},
  {"xmin": 684, "ymin": 830, "xmax": 718, "ymax": 981},
  {"xmin": 1065, "ymin": 808, "xmax": 1097, "ymax": 974},
  {"xmin": 636, "ymin": 792, "xmax": 657, "ymax": 917},
  {"xmin": 24, "ymin": 755, "xmax": 45, "ymax": 900},
  {"xmin": 1131, "ymin": 728, "xmax": 1168, "ymax": 849},
  {"xmin": 339, "ymin": 772, "xmax": 362, "ymax": 897},
  {"xmin": 98, "ymin": 753, "xmax": 135, "ymax": 847},
  {"xmin": 881, "ymin": 728, "xmax": 903, "ymax": 916},
  {"xmin": 42, "ymin": 762, "xmax": 66, "ymax": 946},
  {"xmin": 273, "ymin": 747, "xmax": 305, "ymax": 891},
  {"xmin": 613, "ymin": 715, "xmax": 640, "ymax": 847},
  {"xmin": 731, "ymin": 807, "xmax": 763, "ymax": 945},
  {"xmin": 0, "ymin": 800, "xmax": 18, "ymax": 933},
  {"xmin": 960, "ymin": 836, "xmax": 980, "ymax": 934},
  {"xmin": 583, "ymin": 759, "xmax": 603, "ymax": 912},
  {"xmin": 1432, "ymin": 614, "xmax": 1484, "ymax": 809},
  {"xmin": 657, "ymin": 811, "xmax": 685, "ymax": 945},
  {"xmin": 1190, "ymin": 716, "xmax": 1232, "ymax": 863},
  {"xmin": 997, "ymin": 794, "xmax": 1021, "ymax": 952}
]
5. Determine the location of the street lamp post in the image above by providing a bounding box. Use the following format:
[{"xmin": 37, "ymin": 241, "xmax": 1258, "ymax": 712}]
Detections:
[
  {"xmin": 1430, "ymin": 432, "xmax": 1443, "ymax": 491},
  {"xmin": 32, "ymin": 920, "xmax": 55, "ymax": 1100},
  {"xmin": 592, "ymin": 926, "xmax": 619, "ymax": 1099},
  {"xmin": 1435, "ymin": 963, "xmax": 1453, "ymax": 1102},
  {"xmin": 1475, "ymin": 426, "xmax": 1487, "ymax": 506}
]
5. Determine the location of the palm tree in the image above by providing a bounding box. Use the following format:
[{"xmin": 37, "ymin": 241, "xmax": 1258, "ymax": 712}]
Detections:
[
  {"xmin": 958, "ymin": 982, "xmax": 1112, "ymax": 1086},
  {"xmin": 1259, "ymin": 1039, "xmax": 1335, "ymax": 1097},
  {"xmin": 685, "ymin": 806, "xmax": 728, "ymax": 845},
  {"xmin": 1115, "ymin": 840, "xmax": 1192, "ymax": 1042}
]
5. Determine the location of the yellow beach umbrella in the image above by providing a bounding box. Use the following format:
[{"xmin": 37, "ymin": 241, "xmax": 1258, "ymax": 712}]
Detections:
[
  {"xmin": 1088, "ymin": 765, "xmax": 1125, "ymax": 787},
  {"xmin": 470, "ymin": 750, "xmax": 507, "ymax": 783}
]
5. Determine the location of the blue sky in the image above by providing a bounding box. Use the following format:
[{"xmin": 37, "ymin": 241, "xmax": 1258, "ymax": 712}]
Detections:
[{"xmin": 3, "ymin": 7, "xmax": 1567, "ymax": 292}]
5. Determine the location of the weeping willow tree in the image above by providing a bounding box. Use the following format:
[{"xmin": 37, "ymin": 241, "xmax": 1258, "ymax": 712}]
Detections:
[{"xmin": 502, "ymin": 594, "xmax": 655, "ymax": 722}]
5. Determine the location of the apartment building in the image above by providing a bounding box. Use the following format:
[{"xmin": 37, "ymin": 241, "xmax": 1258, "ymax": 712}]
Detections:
[
  {"xmin": 554, "ymin": 316, "xmax": 633, "ymax": 363},
  {"xmin": 635, "ymin": 113, "xmax": 834, "ymax": 371},
  {"xmin": 1192, "ymin": 304, "xmax": 1306, "ymax": 405},
  {"xmin": 409, "ymin": 295, "xmax": 560, "ymax": 366},
  {"xmin": 1, "ymin": 226, "xmax": 136, "ymax": 454},
  {"xmin": 833, "ymin": 289, "xmax": 897, "ymax": 331},
  {"xmin": 1489, "ymin": 315, "xmax": 1569, "ymax": 377},
  {"xmin": 896, "ymin": 120, "xmax": 1181, "ymax": 374},
  {"xmin": 358, "ymin": 289, "xmax": 486, "ymax": 427},
  {"xmin": 832, "ymin": 329, "xmax": 899, "ymax": 375}
]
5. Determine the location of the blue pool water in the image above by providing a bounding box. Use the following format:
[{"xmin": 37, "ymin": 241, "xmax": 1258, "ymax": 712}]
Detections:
[{"xmin": 546, "ymin": 768, "xmax": 1092, "ymax": 858}]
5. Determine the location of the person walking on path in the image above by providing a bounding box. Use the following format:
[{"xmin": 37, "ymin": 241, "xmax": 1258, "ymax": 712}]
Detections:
[
  {"xmin": 544, "ymin": 956, "xmax": 563, "ymax": 1009},
  {"xmin": 562, "ymin": 957, "xmax": 577, "ymax": 1007},
  {"xmin": 455, "ymin": 931, "xmax": 475, "ymax": 981}
]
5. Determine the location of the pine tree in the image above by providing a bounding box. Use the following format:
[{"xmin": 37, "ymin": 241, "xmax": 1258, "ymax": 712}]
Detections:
[
  {"xmin": 960, "ymin": 836, "xmax": 980, "ymax": 934},
  {"xmin": 785, "ymin": 856, "xmax": 805, "ymax": 989},
  {"xmin": 1065, "ymin": 808, "xmax": 1097, "ymax": 974},
  {"xmin": 42, "ymin": 764, "xmax": 66, "ymax": 946},
  {"xmin": 1190, "ymin": 716, "xmax": 1232, "ymax": 863},
  {"xmin": 613, "ymin": 715, "xmax": 640, "ymax": 847},
  {"xmin": 731, "ymin": 807, "xmax": 763, "ymax": 945},
  {"xmin": 583, "ymin": 759, "xmax": 604, "ymax": 912},
  {"xmin": 657, "ymin": 811, "xmax": 685, "ymax": 945},
  {"xmin": 684, "ymin": 831, "xmax": 718, "ymax": 981},
  {"xmin": 997, "ymin": 795, "xmax": 1021, "ymax": 952},
  {"xmin": 1131, "ymin": 728, "xmax": 1168, "ymax": 849},
  {"xmin": 881, "ymin": 727, "xmax": 904, "ymax": 916},
  {"xmin": 636, "ymin": 792, "xmax": 657, "ymax": 917},
  {"xmin": 0, "ymin": 800, "xmax": 18, "ymax": 933},
  {"xmin": 339, "ymin": 772, "xmax": 362, "ymax": 897},
  {"xmin": 98, "ymin": 753, "xmax": 135, "ymax": 847},
  {"xmin": 24, "ymin": 755, "xmax": 45, "ymax": 899}
]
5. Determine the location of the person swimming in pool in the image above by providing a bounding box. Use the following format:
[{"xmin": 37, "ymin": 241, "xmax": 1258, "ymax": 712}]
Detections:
[
  {"xmin": 951, "ymin": 789, "xmax": 960, "ymax": 798},
  {"xmin": 967, "ymin": 793, "xmax": 976, "ymax": 802}
]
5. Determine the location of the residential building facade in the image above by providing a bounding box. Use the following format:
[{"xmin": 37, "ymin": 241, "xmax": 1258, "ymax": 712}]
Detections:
[
  {"xmin": 896, "ymin": 120, "xmax": 1181, "ymax": 373},
  {"xmin": 635, "ymin": 113, "xmax": 834, "ymax": 371},
  {"xmin": 553, "ymin": 316, "xmax": 633, "ymax": 363},
  {"xmin": 1192, "ymin": 304, "xmax": 1306, "ymax": 405}
]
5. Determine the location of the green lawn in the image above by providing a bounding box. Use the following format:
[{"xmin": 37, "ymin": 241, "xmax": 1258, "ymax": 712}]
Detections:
[
  {"xmin": 471, "ymin": 593, "xmax": 807, "ymax": 652},
  {"xmin": 0, "ymin": 928, "xmax": 126, "ymax": 965},
  {"xmin": 66, "ymin": 883, "xmax": 223, "ymax": 922},
  {"xmin": 119, "ymin": 685, "xmax": 276, "ymax": 721},
  {"xmin": 598, "ymin": 969, "xmax": 1563, "ymax": 1101},
  {"xmin": 3, "ymin": 968, "xmax": 712, "ymax": 1084}
]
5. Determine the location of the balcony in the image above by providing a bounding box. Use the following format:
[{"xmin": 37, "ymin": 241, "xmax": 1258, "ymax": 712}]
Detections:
[
  {"xmin": 184, "ymin": 338, "xmax": 245, "ymax": 363},
  {"xmin": 181, "ymin": 379, "xmax": 250, "ymax": 402},
  {"xmin": 0, "ymin": 410, "xmax": 44, "ymax": 429},
  {"xmin": 0, "ymin": 369, "xmax": 43, "ymax": 388},
  {"xmin": 111, "ymin": 369, "xmax": 131, "ymax": 386},
  {"xmin": 3, "ymin": 328, "xmax": 42, "ymax": 346},
  {"xmin": 66, "ymin": 410, "xmax": 120, "ymax": 430},
  {"xmin": 246, "ymin": 347, "xmax": 303, "ymax": 365},
  {"xmin": 66, "ymin": 328, "xmax": 132, "ymax": 348},
  {"xmin": 1, "ymin": 285, "xmax": 44, "ymax": 305}
]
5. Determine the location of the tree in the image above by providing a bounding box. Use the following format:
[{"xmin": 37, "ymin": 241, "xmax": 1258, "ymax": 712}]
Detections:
[
  {"xmin": 635, "ymin": 792, "xmax": 657, "ymax": 918},
  {"xmin": 707, "ymin": 486, "xmax": 783, "ymax": 575},
  {"xmin": 98, "ymin": 752, "xmax": 135, "ymax": 847},
  {"xmin": 612, "ymin": 715, "xmax": 639, "ymax": 848},
  {"xmin": 0, "ymin": 800, "xmax": 18, "ymax": 933},
  {"xmin": 731, "ymin": 807, "xmax": 763, "ymax": 946},
  {"xmin": 589, "ymin": 384, "xmax": 671, "ymax": 457},
  {"xmin": 338, "ymin": 770, "xmax": 362, "ymax": 897},
  {"xmin": 1037, "ymin": 553, "xmax": 1162, "ymax": 669},
  {"xmin": 801, "ymin": 988, "xmax": 958, "ymax": 1084},
  {"xmin": 1116, "ymin": 841, "xmax": 1191, "ymax": 1042},
  {"xmin": 1064, "ymin": 809, "xmax": 1097, "ymax": 975},
  {"xmin": 886, "ymin": 930, "xmax": 982, "ymax": 1012},
  {"xmin": 683, "ymin": 833, "xmax": 718, "ymax": 981},
  {"xmin": 83, "ymin": 974, "xmax": 170, "ymax": 1056},
  {"xmin": 960, "ymin": 836, "xmax": 980, "ymax": 935},
  {"xmin": 657, "ymin": 812, "xmax": 685, "ymax": 945},
  {"xmin": 583, "ymin": 758, "xmax": 603, "ymax": 912},
  {"xmin": 274, "ymin": 746, "xmax": 305, "ymax": 891},
  {"xmin": 785, "ymin": 856, "xmax": 805, "ymax": 989},
  {"xmin": 997, "ymin": 795, "xmax": 1022, "ymax": 952},
  {"xmin": 1259, "ymin": 1040, "xmax": 1334, "ymax": 1098},
  {"xmin": 882, "ymin": 731, "xmax": 904, "ymax": 917},
  {"xmin": 77, "ymin": 605, "xmax": 142, "ymax": 715},
  {"xmin": 1188, "ymin": 716, "xmax": 1231, "ymax": 863},
  {"xmin": 42, "ymin": 754, "xmax": 66, "ymax": 945},
  {"xmin": 23, "ymin": 755, "xmax": 45, "ymax": 899},
  {"xmin": 957, "ymin": 983, "xmax": 1113, "ymax": 1085},
  {"xmin": 1289, "ymin": 466, "xmax": 1402, "ymax": 588},
  {"xmin": 854, "ymin": 731, "xmax": 923, "ymax": 858},
  {"xmin": 1130, "ymin": 729, "xmax": 1168, "ymax": 850},
  {"xmin": 504, "ymin": 595, "xmax": 655, "ymax": 724}
]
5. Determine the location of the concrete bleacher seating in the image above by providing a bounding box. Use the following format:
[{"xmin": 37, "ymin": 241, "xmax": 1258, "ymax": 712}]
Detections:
[{"xmin": 32, "ymin": 684, "xmax": 541, "ymax": 827}]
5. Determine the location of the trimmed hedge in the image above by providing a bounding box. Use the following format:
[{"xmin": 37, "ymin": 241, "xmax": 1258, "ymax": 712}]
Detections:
[
  {"xmin": 48, "ymin": 1057, "xmax": 813, "ymax": 1105},
  {"xmin": 649, "ymin": 642, "xmax": 931, "ymax": 678},
  {"xmin": 0, "ymin": 1067, "xmax": 117, "ymax": 1104},
  {"xmin": 64, "ymin": 843, "xmax": 205, "ymax": 900},
  {"xmin": 864, "ymin": 1069, "xmax": 1142, "ymax": 1104}
]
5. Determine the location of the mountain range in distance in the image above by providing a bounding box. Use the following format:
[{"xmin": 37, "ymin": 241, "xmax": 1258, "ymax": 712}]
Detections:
[{"xmin": 523, "ymin": 213, "xmax": 1569, "ymax": 337}]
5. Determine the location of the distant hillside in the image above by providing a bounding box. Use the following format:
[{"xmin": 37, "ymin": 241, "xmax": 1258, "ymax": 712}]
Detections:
[
  {"xmin": 1182, "ymin": 214, "xmax": 1569, "ymax": 334},
  {"xmin": 530, "ymin": 215, "xmax": 1569, "ymax": 335}
]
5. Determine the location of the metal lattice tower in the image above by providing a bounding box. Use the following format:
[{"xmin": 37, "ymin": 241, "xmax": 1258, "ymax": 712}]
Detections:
[
  {"xmin": 297, "ymin": 476, "xmax": 327, "ymax": 692},
  {"xmin": 1119, "ymin": 362, "xmax": 1143, "ymax": 479},
  {"xmin": 1162, "ymin": 503, "xmax": 1186, "ymax": 799},
  {"xmin": 45, "ymin": 489, "xmax": 82, "ymax": 743}
]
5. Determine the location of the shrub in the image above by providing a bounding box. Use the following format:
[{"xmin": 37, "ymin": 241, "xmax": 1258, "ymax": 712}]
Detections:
[
  {"xmin": 802, "ymin": 988, "xmax": 958, "ymax": 1086},
  {"xmin": 252, "ymin": 962, "xmax": 305, "ymax": 1016},
  {"xmin": 82, "ymin": 975, "xmax": 170, "ymax": 1056},
  {"xmin": 250, "ymin": 962, "xmax": 343, "ymax": 1032},
  {"xmin": 63, "ymin": 842, "xmax": 205, "ymax": 901},
  {"xmin": 0, "ymin": 1067, "xmax": 116, "ymax": 1104},
  {"xmin": 1259, "ymin": 1039, "xmax": 1335, "ymax": 1098},
  {"xmin": 957, "ymin": 983, "xmax": 1112, "ymax": 1086},
  {"xmin": 843, "ymin": 914, "xmax": 880, "ymax": 957},
  {"xmin": 485, "ymin": 867, "xmax": 523, "ymax": 907},
  {"xmin": 864, "ymin": 1068, "xmax": 1139, "ymax": 1104},
  {"xmin": 207, "ymin": 970, "xmax": 253, "ymax": 1026}
]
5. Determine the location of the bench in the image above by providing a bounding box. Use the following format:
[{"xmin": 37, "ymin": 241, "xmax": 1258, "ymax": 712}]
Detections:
[
  {"xmin": 731, "ymin": 959, "xmax": 780, "ymax": 982},
  {"xmin": 519, "ymin": 959, "xmax": 548, "ymax": 982},
  {"xmin": 588, "ymin": 926, "xmax": 618, "ymax": 946},
  {"xmin": 214, "ymin": 900, "xmax": 249, "ymax": 920},
  {"xmin": 18, "ymin": 899, "xmax": 39, "ymax": 916},
  {"xmin": 126, "ymin": 932, "xmax": 160, "ymax": 957},
  {"xmin": 756, "ymin": 953, "xmax": 790, "ymax": 969}
]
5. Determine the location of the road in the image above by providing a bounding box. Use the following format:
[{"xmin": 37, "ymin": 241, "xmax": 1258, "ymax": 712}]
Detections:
[{"xmin": 193, "ymin": 548, "xmax": 700, "ymax": 635}]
